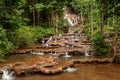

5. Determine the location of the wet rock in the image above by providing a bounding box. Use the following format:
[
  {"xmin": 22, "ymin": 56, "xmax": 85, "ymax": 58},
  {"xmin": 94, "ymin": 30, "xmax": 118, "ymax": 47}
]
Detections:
[
  {"xmin": 14, "ymin": 49, "xmax": 32, "ymax": 54},
  {"xmin": 13, "ymin": 66, "xmax": 26, "ymax": 75},
  {"xmin": 0, "ymin": 71, "xmax": 2, "ymax": 75},
  {"xmin": 50, "ymin": 41, "xmax": 65, "ymax": 47},
  {"xmin": 72, "ymin": 58, "xmax": 113, "ymax": 64},
  {"xmin": 13, "ymin": 62, "xmax": 26, "ymax": 67},
  {"xmin": 6, "ymin": 55, "xmax": 70, "ymax": 75}
]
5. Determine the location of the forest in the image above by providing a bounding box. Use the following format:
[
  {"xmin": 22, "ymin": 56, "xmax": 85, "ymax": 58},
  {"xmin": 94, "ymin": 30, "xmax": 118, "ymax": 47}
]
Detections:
[{"xmin": 1, "ymin": 0, "xmax": 120, "ymax": 60}]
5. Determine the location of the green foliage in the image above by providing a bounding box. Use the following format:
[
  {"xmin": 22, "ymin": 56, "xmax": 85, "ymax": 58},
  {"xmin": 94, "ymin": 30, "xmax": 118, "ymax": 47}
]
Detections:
[
  {"xmin": 74, "ymin": 27, "xmax": 79, "ymax": 33},
  {"xmin": 58, "ymin": 18, "xmax": 70, "ymax": 29},
  {"xmin": 9, "ymin": 26, "xmax": 54, "ymax": 48},
  {"xmin": 0, "ymin": 27, "xmax": 13, "ymax": 61},
  {"xmin": 92, "ymin": 33, "xmax": 113, "ymax": 56},
  {"xmin": 85, "ymin": 23, "xmax": 99, "ymax": 38},
  {"xmin": 0, "ymin": 0, "xmax": 29, "ymax": 31},
  {"xmin": 35, "ymin": 3, "xmax": 45, "ymax": 11},
  {"xmin": 70, "ymin": 0, "xmax": 92, "ymax": 16},
  {"xmin": 13, "ymin": 26, "xmax": 35, "ymax": 48},
  {"xmin": 32, "ymin": 26, "xmax": 54, "ymax": 42}
]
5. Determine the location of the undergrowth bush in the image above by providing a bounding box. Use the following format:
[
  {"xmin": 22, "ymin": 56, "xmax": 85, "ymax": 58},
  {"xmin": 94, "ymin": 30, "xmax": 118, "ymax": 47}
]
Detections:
[
  {"xmin": 10, "ymin": 26, "xmax": 54, "ymax": 48},
  {"xmin": 0, "ymin": 27, "xmax": 13, "ymax": 61},
  {"xmin": 32, "ymin": 27, "xmax": 54, "ymax": 42},
  {"xmin": 14, "ymin": 26, "xmax": 35, "ymax": 48},
  {"xmin": 92, "ymin": 33, "xmax": 113, "ymax": 56}
]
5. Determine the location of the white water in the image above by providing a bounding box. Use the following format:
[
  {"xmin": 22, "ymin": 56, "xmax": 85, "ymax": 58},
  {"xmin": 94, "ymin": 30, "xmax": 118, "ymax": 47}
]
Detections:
[
  {"xmin": 45, "ymin": 37, "xmax": 52, "ymax": 46},
  {"xmin": 63, "ymin": 7, "xmax": 78, "ymax": 27},
  {"xmin": 63, "ymin": 52, "xmax": 71, "ymax": 58},
  {"xmin": 37, "ymin": 52, "xmax": 44, "ymax": 55},
  {"xmin": 85, "ymin": 52, "xmax": 91, "ymax": 57},
  {"xmin": 84, "ymin": 45, "xmax": 91, "ymax": 57},
  {"xmin": 42, "ymin": 39, "xmax": 45, "ymax": 45},
  {"xmin": 64, "ymin": 67, "xmax": 76, "ymax": 72},
  {"xmin": 0, "ymin": 68, "xmax": 15, "ymax": 80},
  {"xmin": 30, "ymin": 51, "xmax": 44, "ymax": 55}
]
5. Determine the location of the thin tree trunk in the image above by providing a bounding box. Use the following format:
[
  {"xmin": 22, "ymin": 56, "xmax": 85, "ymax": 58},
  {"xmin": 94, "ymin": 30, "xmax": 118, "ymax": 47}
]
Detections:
[
  {"xmin": 91, "ymin": 1, "xmax": 93, "ymax": 36},
  {"xmin": 80, "ymin": 6, "xmax": 84, "ymax": 33},
  {"xmin": 107, "ymin": 18, "xmax": 109, "ymax": 26},
  {"xmin": 32, "ymin": 0, "xmax": 35, "ymax": 26},
  {"xmin": 49, "ymin": 13, "xmax": 53, "ymax": 27},
  {"xmin": 100, "ymin": 3, "xmax": 104, "ymax": 35},
  {"xmin": 54, "ymin": 13, "xmax": 58, "ymax": 34},
  {"xmin": 48, "ymin": 16, "xmax": 51, "ymax": 27},
  {"xmin": 113, "ymin": 8, "xmax": 115, "ymax": 26},
  {"xmin": 37, "ymin": 10, "xmax": 40, "ymax": 25},
  {"xmin": 113, "ymin": 15, "xmax": 119, "ymax": 57}
]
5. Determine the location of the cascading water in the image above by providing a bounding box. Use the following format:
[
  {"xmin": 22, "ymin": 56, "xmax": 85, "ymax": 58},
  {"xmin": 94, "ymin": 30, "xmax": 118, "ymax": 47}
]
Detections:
[
  {"xmin": 37, "ymin": 52, "xmax": 44, "ymax": 55},
  {"xmin": 64, "ymin": 67, "xmax": 76, "ymax": 72},
  {"xmin": 30, "ymin": 51, "xmax": 44, "ymax": 55},
  {"xmin": 63, "ymin": 7, "xmax": 79, "ymax": 27},
  {"xmin": 0, "ymin": 68, "xmax": 15, "ymax": 80},
  {"xmin": 84, "ymin": 45, "xmax": 91, "ymax": 57},
  {"xmin": 42, "ymin": 39, "xmax": 45, "ymax": 45},
  {"xmin": 63, "ymin": 52, "xmax": 71, "ymax": 58},
  {"xmin": 45, "ymin": 37, "xmax": 52, "ymax": 46}
]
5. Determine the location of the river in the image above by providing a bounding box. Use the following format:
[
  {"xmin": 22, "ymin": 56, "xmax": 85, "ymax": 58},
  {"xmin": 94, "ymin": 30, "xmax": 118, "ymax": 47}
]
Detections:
[{"xmin": 1, "ymin": 54, "xmax": 120, "ymax": 80}]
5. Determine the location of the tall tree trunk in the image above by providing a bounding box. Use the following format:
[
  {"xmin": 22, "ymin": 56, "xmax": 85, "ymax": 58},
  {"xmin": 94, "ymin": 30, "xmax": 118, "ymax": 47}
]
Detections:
[
  {"xmin": 49, "ymin": 12, "xmax": 53, "ymax": 27},
  {"xmin": 32, "ymin": 0, "xmax": 35, "ymax": 26},
  {"xmin": 54, "ymin": 13, "xmax": 58, "ymax": 34},
  {"xmin": 48, "ymin": 16, "xmax": 51, "ymax": 27},
  {"xmin": 91, "ymin": 1, "xmax": 93, "ymax": 36},
  {"xmin": 113, "ymin": 8, "xmax": 115, "ymax": 26},
  {"xmin": 100, "ymin": 3, "xmax": 104, "ymax": 35},
  {"xmin": 80, "ymin": 5, "xmax": 84, "ymax": 33},
  {"xmin": 113, "ymin": 15, "xmax": 119, "ymax": 57},
  {"xmin": 37, "ymin": 10, "xmax": 40, "ymax": 25}
]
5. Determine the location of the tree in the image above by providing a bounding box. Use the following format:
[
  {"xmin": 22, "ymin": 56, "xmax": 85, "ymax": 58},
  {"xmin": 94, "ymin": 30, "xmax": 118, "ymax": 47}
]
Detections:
[
  {"xmin": 35, "ymin": 3, "xmax": 45, "ymax": 25},
  {"xmin": 96, "ymin": 0, "xmax": 120, "ymax": 57},
  {"xmin": 0, "ymin": 0, "xmax": 28, "ymax": 31}
]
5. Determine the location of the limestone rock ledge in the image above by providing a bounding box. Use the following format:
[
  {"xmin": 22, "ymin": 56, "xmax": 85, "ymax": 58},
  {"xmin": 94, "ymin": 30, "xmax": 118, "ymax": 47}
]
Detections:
[
  {"xmin": 1, "ymin": 55, "xmax": 113, "ymax": 76},
  {"xmin": 2, "ymin": 55, "xmax": 74, "ymax": 76}
]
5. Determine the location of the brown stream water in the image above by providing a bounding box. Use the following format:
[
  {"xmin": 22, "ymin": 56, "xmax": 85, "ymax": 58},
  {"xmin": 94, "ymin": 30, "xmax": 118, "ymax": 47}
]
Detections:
[
  {"xmin": 1, "ymin": 54, "xmax": 120, "ymax": 80},
  {"xmin": 15, "ymin": 64, "xmax": 120, "ymax": 80}
]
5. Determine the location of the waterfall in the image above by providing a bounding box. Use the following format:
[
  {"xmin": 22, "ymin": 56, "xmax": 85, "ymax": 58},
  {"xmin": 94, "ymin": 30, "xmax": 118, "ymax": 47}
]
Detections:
[
  {"xmin": 64, "ymin": 67, "xmax": 76, "ymax": 72},
  {"xmin": 42, "ymin": 39, "xmax": 45, "ymax": 45},
  {"xmin": 0, "ymin": 68, "xmax": 15, "ymax": 80},
  {"xmin": 63, "ymin": 52, "xmax": 71, "ymax": 58},
  {"xmin": 84, "ymin": 45, "xmax": 91, "ymax": 57},
  {"xmin": 45, "ymin": 37, "xmax": 52, "ymax": 46},
  {"xmin": 37, "ymin": 52, "xmax": 44, "ymax": 55},
  {"xmin": 63, "ymin": 7, "xmax": 78, "ymax": 27},
  {"xmin": 30, "ymin": 51, "xmax": 44, "ymax": 55}
]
